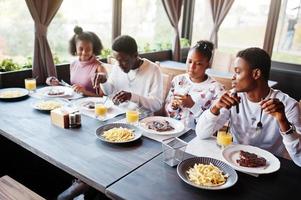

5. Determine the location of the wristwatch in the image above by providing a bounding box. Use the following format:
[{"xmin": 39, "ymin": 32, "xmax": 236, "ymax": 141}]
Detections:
[{"xmin": 280, "ymin": 123, "xmax": 295, "ymax": 135}]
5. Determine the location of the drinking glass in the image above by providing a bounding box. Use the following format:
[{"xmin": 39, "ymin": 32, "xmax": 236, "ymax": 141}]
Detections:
[
  {"xmin": 126, "ymin": 110, "xmax": 139, "ymax": 125},
  {"xmin": 162, "ymin": 137, "xmax": 187, "ymax": 167},
  {"xmin": 95, "ymin": 103, "xmax": 107, "ymax": 119},
  {"xmin": 216, "ymin": 130, "xmax": 233, "ymax": 149},
  {"xmin": 24, "ymin": 78, "xmax": 36, "ymax": 93}
]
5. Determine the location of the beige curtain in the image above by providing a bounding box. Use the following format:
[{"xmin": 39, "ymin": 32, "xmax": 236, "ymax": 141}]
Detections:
[
  {"xmin": 263, "ymin": 0, "xmax": 281, "ymax": 56},
  {"xmin": 209, "ymin": 0, "xmax": 234, "ymax": 48},
  {"xmin": 25, "ymin": 0, "xmax": 63, "ymax": 83},
  {"xmin": 162, "ymin": 0, "xmax": 183, "ymax": 61}
]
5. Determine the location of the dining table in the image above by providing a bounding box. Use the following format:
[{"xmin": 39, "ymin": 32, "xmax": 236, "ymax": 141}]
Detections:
[
  {"xmin": 0, "ymin": 88, "xmax": 300, "ymax": 200},
  {"xmin": 0, "ymin": 93, "xmax": 163, "ymax": 193},
  {"xmin": 106, "ymin": 138, "xmax": 301, "ymax": 200}
]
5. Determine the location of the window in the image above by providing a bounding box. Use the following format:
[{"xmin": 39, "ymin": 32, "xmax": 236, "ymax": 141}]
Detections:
[
  {"xmin": 49, "ymin": 0, "xmax": 112, "ymax": 63},
  {"xmin": 218, "ymin": 0, "xmax": 270, "ymax": 54},
  {"xmin": 272, "ymin": 0, "xmax": 301, "ymax": 64},
  {"xmin": 191, "ymin": 0, "xmax": 213, "ymax": 45},
  {"xmin": 121, "ymin": 0, "xmax": 173, "ymax": 52},
  {"xmin": 0, "ymin": 0, "xmax": 34, "ymax": 66}
]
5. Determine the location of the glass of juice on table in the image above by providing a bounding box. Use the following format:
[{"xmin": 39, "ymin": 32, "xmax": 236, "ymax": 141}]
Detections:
[
  {"xmin": 24, "ymin": 78, "xmax": 37, "ymax": 93},
  {"xmin": 216, "ymin": 129, "xmax": 233, "ymax": 149},
  {"xmin": 95, "ymin": 103, "xmax": 107, "ymax": 119},
  {"xmin": 126, "ymin": 110, "xmax": 139, "ymax": 125}
]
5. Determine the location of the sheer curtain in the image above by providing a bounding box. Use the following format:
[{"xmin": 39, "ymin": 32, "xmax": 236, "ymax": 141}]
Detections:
[
  {"xmin": 25, "ymin": 0, "xmax": 63, "ymax": 83},
  {"xmin": 162, "ymin": 0, "xmax": 183, "ymax": 61},
  {"xmin": 209, "ymin": 0, "xmax": 234, "ymax": 48}
]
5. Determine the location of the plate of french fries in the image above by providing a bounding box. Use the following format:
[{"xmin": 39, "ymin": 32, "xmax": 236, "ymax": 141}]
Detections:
[
  {"xmin": 177, "ymin": 157, "xmax": 238, "ymax": 190},
  {"xmin": 96, "ymin": 123, "xmax": 142, "ymax": 144}
]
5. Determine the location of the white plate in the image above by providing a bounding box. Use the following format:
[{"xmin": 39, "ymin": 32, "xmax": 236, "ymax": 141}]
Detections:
[
  {"xmin": 32, "ymin": 99, "xmax": 67, "ymax": 112},
  {"xmin": 0, "ymin": 88, "xmax": 29, "ymax": 100},
  {"xmin": 177, "ymin": 157, "xmax": 238, "ymax": 190},
  {"xmin": 139, "ymin": 116, "xmax": 185, "ymax": 135},
  {"xmin": 222, "ymin": 144, "xmax": 280, "ymax": 174},
  {"xmin": 96, "ymin": 123, "xmax": 142, "ymax": 144},
  {"xmin": 37, "ymin": 86, "xmax": 74, "ymax": 98},
  {"xmin": 73, "ymin": 97, "xmax": 113, "ymax": 111}
]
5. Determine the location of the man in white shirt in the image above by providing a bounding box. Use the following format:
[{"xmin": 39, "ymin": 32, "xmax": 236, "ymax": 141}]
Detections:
[
  {"xmin": 96, "ymin": 35, "xmax": 163, "ymax": 112},
  {"xmin": 196, "ymin": 47, "xmax": 301, "ymax": 167}
]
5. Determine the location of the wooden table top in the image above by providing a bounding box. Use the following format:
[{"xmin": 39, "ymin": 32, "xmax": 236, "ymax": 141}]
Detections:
[
  {"xmin": 106, "ymin": 151, "xmax": 301, "ymax": 200},
  {"xmin": 0, "ymin": 96, "xmax": 161, "ymax": 192}
]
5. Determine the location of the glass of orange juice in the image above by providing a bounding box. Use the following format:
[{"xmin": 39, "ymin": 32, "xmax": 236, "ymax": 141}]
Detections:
[
  {"xmin": 24, "ymin": 78, "xmax": 36, "ymax": 93},
  {"xmin": 216, "ymin": 130, "xmax": 233, "ymax": 149},
  {"xmin": 95, "ymin": 103, "xmax": 107, "ymax": 119},
  {"xmin": 126, "ymin": 110, "xmax": 139, "ymax": 125}
]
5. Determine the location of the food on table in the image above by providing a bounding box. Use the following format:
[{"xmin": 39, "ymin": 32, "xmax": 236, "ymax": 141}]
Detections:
[
  {"xmin": 102, "ymin": 127, "xmax": 134, "ymax": 142},
  {"xmin": 236, "ymin": 150, "xmax": 267, "ymax": 167},
  {"xmin": 0, "ymin": 90, "xmax": 23, "ymax": 98},
  {"xmin": 187, "ymin": 163, "xmax": 228, "ymax": 187},
  {"xmin": 47, "ymin": 88, "xmax": 65, "ymax": 96},
  {"xmin": 82, "ymin": 101, "xmax": 95, "ymax": 109},
  {"xmin": 145, "ymin": 120, "xmax": 174, "ymax": 132},
  {"xmin": 36, "ymin": 100, "xmax": 62, "ymax": 110}
]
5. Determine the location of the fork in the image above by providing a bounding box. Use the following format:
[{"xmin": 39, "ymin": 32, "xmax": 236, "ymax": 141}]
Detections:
[{"xmin": 256, "ymin": 107, "xmax": 263, "ymax": 133}]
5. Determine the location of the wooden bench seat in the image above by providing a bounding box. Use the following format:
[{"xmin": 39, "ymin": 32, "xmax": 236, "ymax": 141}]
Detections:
[{"xmin": 0, "ymin": 175, "xmax": 45, "ymax": 200}]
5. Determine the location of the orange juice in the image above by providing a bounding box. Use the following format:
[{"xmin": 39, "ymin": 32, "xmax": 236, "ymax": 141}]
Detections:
[
  {"xmin": 25, "ymin": 78, "xmax": 36, "ymax": 91},
  {"xmin": 126, "ymin": 110, "xmax": 139, "ymax": 124},
  {"xmin": 95, "ymin": 104, "xmax": 107, "ymax": 117},
  {"xmin": 217, "ymin": 131, "xmax": 233, "ymax": 148}
]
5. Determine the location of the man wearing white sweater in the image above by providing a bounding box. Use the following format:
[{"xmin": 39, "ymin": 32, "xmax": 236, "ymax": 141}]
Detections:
[
  {"xmin": 196, "ymin": 47, "xmax": 301, "ymax": 167},
  {"xmin": 98, "ymin": 35, "xmax": 163, "ymax": 112}
]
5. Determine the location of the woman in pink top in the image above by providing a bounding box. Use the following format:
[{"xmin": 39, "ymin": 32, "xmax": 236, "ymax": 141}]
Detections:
[{"xmin": 47, "ymin": 26, "xmax": 106, "ymax": 96}]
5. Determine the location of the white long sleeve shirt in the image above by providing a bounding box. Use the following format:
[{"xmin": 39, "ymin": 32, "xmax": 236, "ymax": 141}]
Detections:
[
  {"xmin": 196, "ymin": 88, "xmax": 301, "ymax": 167},
  {"xmin": 165, "ymin": 74, "xmax": 224, "ymax": 129},
  {"xmin": 101, "ymin": 58, "xmax": 163, "ymax": 112}
]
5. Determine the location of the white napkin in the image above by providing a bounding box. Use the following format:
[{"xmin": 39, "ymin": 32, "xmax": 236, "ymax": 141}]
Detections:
[
  {"xmin": 115, "ymin": 118, "xmax": 189, "ymax": 142},
  {"xmin": 186, "ymin": 137, "xmax": 259, "ymax": 177}
]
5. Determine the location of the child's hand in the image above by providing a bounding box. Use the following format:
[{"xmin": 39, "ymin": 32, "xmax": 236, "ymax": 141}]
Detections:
[
  {"xmin": 72, "ymin": 84, "xmax": 86, "ymax": 94},
  {"xmin": 171, "ymin": 99, "xmax": 181, "ymax": 110},
  {"xmin": 173, "ymin": 94, "xmax": 194, "ymax": 108},
  {"xmin": 46, "ymin": 76, "xmax": 59, "ymax": 86}
]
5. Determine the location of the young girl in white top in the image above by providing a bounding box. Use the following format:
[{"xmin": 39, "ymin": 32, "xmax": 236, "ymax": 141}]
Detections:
[{"xmin": 164, "ymin": 41, "xmax": 224, "ymax": 129}]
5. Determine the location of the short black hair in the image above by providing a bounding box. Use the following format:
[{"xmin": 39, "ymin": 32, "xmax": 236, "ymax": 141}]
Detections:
[
  {"xmin": 69, "ymin": 26, "xmax": 103, "ymax": 56},
  {"xmin": 236, "ymin": 47, "xmax": 271, "ymax": 81},
  {"xmin": 112, "ymin": 35, "xmax": 138, "ymax": 55},
  {"xmin": 191, "ymin": 40, "xmax": 214, "ymax": 61}
]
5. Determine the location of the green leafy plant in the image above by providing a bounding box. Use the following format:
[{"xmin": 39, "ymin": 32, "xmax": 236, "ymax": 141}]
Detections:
[
  {"xmin": 100, "ymin": 48, "xmax": 112, "ymax": 59},
  {"xmin": 23, "ymin": 56, "xmax": 33, "ymax": 69},
  {"xmin": 0, "ymin": 59, "xmax": 21, "ymax": 72},
  {"xmin": 143, "ymin": 43, "xmax": 151, "ymax": 53},
  {"xmin": 53, "ymin": 53, "xmax": 61, "ymax": 64},
  {"xmin": 180, "ymin": 38, "xmax": 190, "ymax": 48}
]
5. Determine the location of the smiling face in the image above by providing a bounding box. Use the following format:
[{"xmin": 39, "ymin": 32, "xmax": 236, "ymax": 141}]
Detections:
[
  {"xmin": 76, "ymin": 40, "xmax": 93, "ymax": 61},
  {"xmin": 232, "ymin": 57, "xmax": 257, "ymax": 92},
  {"xmin": 113, "ymin": 51, "xmax": 137, "ymax": 73},
  {"xmin": 186, "ymin": 49, "xmax": 209, "ymax": 82}
]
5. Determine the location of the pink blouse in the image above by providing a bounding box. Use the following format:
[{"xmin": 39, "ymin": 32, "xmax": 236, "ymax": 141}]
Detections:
[{"xmin": 70, "ymin": 56, "xmax": 101, "ymax": 93}]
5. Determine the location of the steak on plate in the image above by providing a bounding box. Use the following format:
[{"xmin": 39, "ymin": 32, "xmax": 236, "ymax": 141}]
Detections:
[
  {"xmin": 146, "ymin": 120, "xmax": 174, "ymax": 132},
  {"xmin": 236, "ymin": 150, "xmax": 267, "ymax": 167}
]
